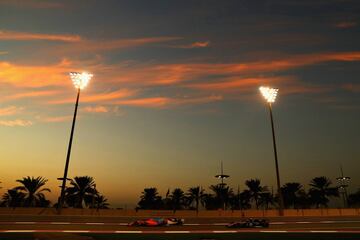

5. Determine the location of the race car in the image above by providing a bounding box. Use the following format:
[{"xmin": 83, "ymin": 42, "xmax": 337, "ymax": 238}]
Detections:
[
  {"xmin": 128, "ymin": 217, "xmax": 184, "ymax": 227},
  {"xmin": 226, "ymin": 218, "xmax": 269, "ymax": 228}
]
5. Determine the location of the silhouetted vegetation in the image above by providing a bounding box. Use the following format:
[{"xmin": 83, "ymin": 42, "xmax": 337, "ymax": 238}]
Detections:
[
  {"xmin": 0, "ymin": 175, "xmax": 353, "ymax": 210},
  {"xmin": 308, "ymin": 176, "xmax": 339, "ymax": 208},
  {"xmin": 136, "ymin": 177, "xmax": 344, "ymax": 210},
  {"xmin": 0, "ymin": 176, "xmax": 109, "ymax": 209},
  {"xmin": 137, "ymin": 188, "xmax": 163, "ymax": 209},
  {"xmin": 348, "ymin": 189, "xmax": 360, "ymax": 207}
]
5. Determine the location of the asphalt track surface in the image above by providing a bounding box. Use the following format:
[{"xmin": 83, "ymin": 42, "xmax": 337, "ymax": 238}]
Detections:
[{"xmin": 0, "ymin": 216, "xmax": 359, "ymax": 239}]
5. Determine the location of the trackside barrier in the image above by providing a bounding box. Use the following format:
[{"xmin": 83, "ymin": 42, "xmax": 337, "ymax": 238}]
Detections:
[{"xmin": 0, "ymin": 208, "xmax": 359, "ymax": 217}]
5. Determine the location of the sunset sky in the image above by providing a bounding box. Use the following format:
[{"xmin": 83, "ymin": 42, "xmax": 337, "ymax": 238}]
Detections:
[{"xmin": 0, "ymin": 0, "xmax": 359, "ymax": 208}]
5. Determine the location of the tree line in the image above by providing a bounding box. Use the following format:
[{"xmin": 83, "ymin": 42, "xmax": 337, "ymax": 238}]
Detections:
[
  {"xmin": 0, "ymin": 176, "xmax": 109, "ymax": 209},
  {"xmin": 137, "ymin": 176, "xmax": 360, "ymax": 212}
]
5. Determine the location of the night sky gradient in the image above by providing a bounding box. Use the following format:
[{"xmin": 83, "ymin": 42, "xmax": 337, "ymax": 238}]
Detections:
[{"xmin": 0, "ymin": 0, "xmax": 359, "ymax": 207}]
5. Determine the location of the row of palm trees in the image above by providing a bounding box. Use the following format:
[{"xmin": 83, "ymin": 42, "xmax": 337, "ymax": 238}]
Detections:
[
  {"xmin": 137, "ymin": 176, "xmax": 360, "ymax": 211},
  {"xmin": 0, "ymin": 176, "xmax": 109, "ymax": 209}
]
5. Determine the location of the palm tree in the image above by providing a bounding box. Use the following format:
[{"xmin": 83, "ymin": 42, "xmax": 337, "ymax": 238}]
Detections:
[
  {"xmin": 169, "ymin": 188, "xmax": 186, "ymax": 212},
  {"xmin": 281, "ymin": 182, "xmax": 303, "ymax": 209},
  {"xmin": 296, "ymin": 189, "xmax": 311, "ymax": 209},
  {"xmin": 186, "ymin": 186, "xmax": 205, "ymax": 213},
  {"xmin": 245, "ymin": 179, "xmax": 267, "ymax": 209},
  {"xmin": 65, "ymin": 176, "xmax": 97, "ymax": 208},
  {"xmin": 202, "ymin": 193, "xmax": 217, "ymax": 210},
  {"xmin": 209, "ymin": 184, "xmax": 234, "ymax": 210},
  {"xmin": 15, "ymin": 176, "xmax": 51, "ymax": 207},
  {"xmin": 309, "ymin": 176, "xmax": 339, "ymax": 208},
  {"xmin": 138, "ymin": 188, "xmax": 163, "ymax": 209},
  {"xmin": 239, "ymin": 190, "xmax": 252, "ymax": 209},
  {"xmin": 348, "ymin": 189, "xmax": 360, "ymax": 207},
  {"xmin": 92, "ymin": 195, "xmax": 110, "ymax": 209},
  {"xmin": 259, "ymin": 192, "xmax": 275, "ymax": 210},
  {"xmin": 1, "ymin": 189, "xmax": 25, "ymax": 208}
]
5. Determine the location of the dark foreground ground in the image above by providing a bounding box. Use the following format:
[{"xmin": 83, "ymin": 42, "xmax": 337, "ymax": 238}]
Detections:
[
  {"xmin": 0, "ymin": 232, "xmax": 360, "ymax": 240},
  {"xmin": 0, "ymin": 215, "xmax": 359, "ymax": 239}
]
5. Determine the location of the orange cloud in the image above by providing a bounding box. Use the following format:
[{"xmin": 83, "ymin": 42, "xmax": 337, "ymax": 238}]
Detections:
[
  {"xmin": 342, "ymin": 83, "xmax": 360, "ymax": 92},
  {"xmin": 0, "ymin": 59, "xmax": 72, "ymax": 87},
  {"xmin": 0, "ymin": 106, "xmax": 22, "ymax": 116},
  {"xmin": 83, "ymin": 105, "xmax": 109, "ymax": 113},
  {"xmin": 115, "ymin": 95, "xmax": 222, "ymax": 108},
  {"xmin": 187, "ymin": 77, "xmax": 286, "ymax": 91},
  {"xmin": 111, "ymin": 51, "xmax": 360, "ymax": 87},
  {"xmin": 0, "ymin": 0, "xmax": 64, "ymax": 9},
  {"xmin": 334, "ymin": 21, "xmax": 357, "ymax": 29},
  {"xmin": 174, "ymin": 41, "xmax": 210, "ymax": 49},
  {"xmin": 5, "ymin": 90, "xmax": 61, "ymax": 100},
  {"xmin": 0, "ymin": 119, "xmax": 32, "ymax": 127},
  {"xmin": 0, "ymin": 30, "xmax": 81, "ymax": 42},
  {"xmin": 40, "ymin": 115, "xmax": 72, "ymax": 123},
  {"xmin": 51, "ymin": 37, "xmax": 182, "ymax": 54},
  {"xmin": 49, "ymin": 89, "xmax": 136, "ymax": 104}
]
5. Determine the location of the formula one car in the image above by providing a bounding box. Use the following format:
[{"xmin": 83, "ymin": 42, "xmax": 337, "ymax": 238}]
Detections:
[
  {"xmin": 226, "ymin": 218, "xmax": 269, "ymax": 228},
  {"xmin": 128, "ymin": 217, "xmax": 184, "ymax": 227}
]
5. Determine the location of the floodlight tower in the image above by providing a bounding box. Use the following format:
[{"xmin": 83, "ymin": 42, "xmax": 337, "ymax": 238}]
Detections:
[
  {"xmin": 58, "ymin": 72, "xmax": 92, "ymax": 211},
  {"xmin": 215, "ymin": 161, "xmax": 230, "ymax": 186},
  {"xmin": 259, "ymin": 86, "xmax": 284, "ymax": 216},
  {"xmin": 336, "ymin": 166, "xmax": 350, "ymax": 208},
  {"xmin": 215, "ymin": 161, "xmax": 230, "ymax": 210}
]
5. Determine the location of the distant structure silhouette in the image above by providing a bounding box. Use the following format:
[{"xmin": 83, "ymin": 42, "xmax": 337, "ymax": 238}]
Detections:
[
  {"xmin": 215, "ymin": 161, "xmax": 230, "ymax": 186},
  {"xmin": 336, "ymin": 165, "xmax": 350, "ymax": 208}
]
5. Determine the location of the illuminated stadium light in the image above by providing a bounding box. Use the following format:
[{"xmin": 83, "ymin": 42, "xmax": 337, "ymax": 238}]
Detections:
[
  {"xmin": 58, "ymin": 71, "xmax": 93, "ymax": 212},
  {"xmin": 258, "ymin": 85, "xmax": 284, "ymax": 216},
  {"xmin": 259, "ymin": 86, "xmax": 279, "ymax": 103},
  {"xmin": 70, "ymin": 72, "xmax": 92, "ymax": 90}
]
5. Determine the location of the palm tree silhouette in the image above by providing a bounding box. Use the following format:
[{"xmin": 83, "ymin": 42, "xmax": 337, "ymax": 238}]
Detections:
[
  {"xmin": 281, "ymin": 182, "xmax": 304, "ymax": 209},
  {"xmin": 92, "ymin": 195, "xmax": 109, "ymax": 209},
  {"xmin": 169, "ymin": 188, "xmax": 186, "ymax": 212},
  {"xmin": 209, "ymin": 184, "xmax": 234, "ymax": 210},
  {"xmin": 348, "ymin": 189, "xmax": 360, "ymax": 207},
  {"xmin": 65, "ymin": 176, "xmax": 97, "ymax": 208},
  {"xmin": 187, "ymin": 186, "xmax": 205, "ymax": 213},
  {"xmin": 14, "ymin": 176, "xmax": 51, "ymax": 207},
  {"xmin": 309, "ymin": 176, "xmax": 339, "ymax": 208},
  {"xmin": 259, "ymin": 192, "xmax": 275, "ymax": 210},
  {"xmin": 1, "ymin": 189, "xmax": 25, "ymax": 208},
  {"xmin": 245, "ymin": 179, "xmax": 267, "ymax": 209},
  {"xmin": 138, "ymin": 188, "xmax": 163, "ymax": 209},
  {"xmin": 239, "ymin": 190, "xmax": 252, "ymax": 209}
]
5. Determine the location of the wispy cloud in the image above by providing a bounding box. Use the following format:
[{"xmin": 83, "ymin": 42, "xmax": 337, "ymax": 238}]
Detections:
[
  {"xmin": 342, "ymin": 83, "xmax": 360, "ymax": 92},
  {"xmin": 40, "ymin": 115, "xmax": 72, "ymax": 123},
  {"xmin": 111, "ymin": 51, "xmax": 360, "ymax": 88},
  {"xmin": 334, "ymin": 21, "xmax": 357, "ymax": 29},
  {"xmin": 0, "ymin": 59, "xmax": 72, "ymax": 87},
  {"xmin": 83, "ymin": 105, "xmax": 109, "ymax": 113},
  {"xmin": 0, "ymin": 119, "xmax": 32, "ymax": 127},
  {"xmin": 186, "ymin": 77, "xmax": 286, "ymax": 91},
  {"xmin": 115, "ymin": 95, "xmax": 222, "ymax": 108},
  {"xmin": 0, "ymin": 0, "xmax": 64, "ymax": 9},
  {"xmin": 0, "ymin": 30, "xmax": 81, "ymax": 42},
  {"xmin": 0, "ymin": 106, "xmax": 22, "ymax": 116},
  {"xmin": 50, "ymin": 36, "xmax": 182, "ymax": 54},
  {"xmin": 49, "ymin": 89, "xmax": 136, "ymax": 104},
  {"xmin": 174, "ymin": 41, "xmax": 210, "ymax": 49},
  {"xmin": 5, "ymin": 90, "xmax": 61, "ymax": 101}
]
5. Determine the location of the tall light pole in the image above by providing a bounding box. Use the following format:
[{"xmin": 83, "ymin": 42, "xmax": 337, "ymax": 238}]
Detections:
[
  {"xmin": 58, "ymin": 72, "xmax": 92, "ymax": 211},
  {"xmin": 259, "ymin": 86, "xmax": 284, "ymax": 216}
]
